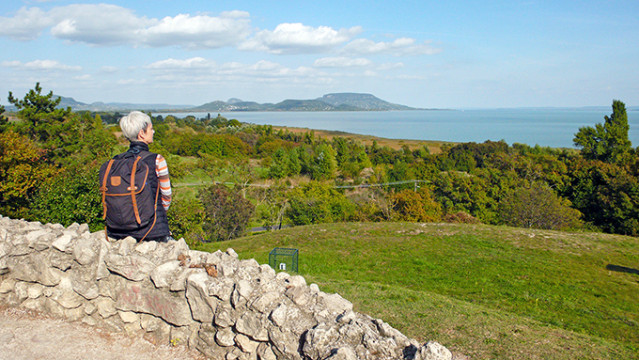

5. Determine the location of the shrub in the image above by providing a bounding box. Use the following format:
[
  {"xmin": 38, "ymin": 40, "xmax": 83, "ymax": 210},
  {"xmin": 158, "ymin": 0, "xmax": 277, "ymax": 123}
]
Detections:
[
  {"xmin": 499, "ymin": 181, "xmax": 582, "ymax": 231},
  {"xmin": 167, "ymin": 196, "xmax": 206, "ymax": 247},
  {"xmin": 443, "ymin": 211, "xmax": 481, "ymax": 224},
  {"xmin": 286, "ymin": 182, "xmax": 355, "ymax": 225},
  {"xmin": 199, "ymin": 184, "xmax": 255, "ymax": 241},
  {"xmin": 390, "ymin": 188, "xmax": 442, "ymax": 222}
]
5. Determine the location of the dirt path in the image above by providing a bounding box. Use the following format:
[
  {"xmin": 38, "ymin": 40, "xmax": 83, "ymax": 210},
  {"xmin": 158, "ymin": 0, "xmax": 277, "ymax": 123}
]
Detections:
[{"xmin": 0, "ymin": 306, "xmax": 206, "ymax": 360}]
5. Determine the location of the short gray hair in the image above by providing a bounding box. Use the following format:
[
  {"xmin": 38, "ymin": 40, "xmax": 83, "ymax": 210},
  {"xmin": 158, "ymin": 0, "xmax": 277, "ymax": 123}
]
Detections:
[{"xmin": 119, "ymin": 111, "xmax": 151, "ymax": 142}]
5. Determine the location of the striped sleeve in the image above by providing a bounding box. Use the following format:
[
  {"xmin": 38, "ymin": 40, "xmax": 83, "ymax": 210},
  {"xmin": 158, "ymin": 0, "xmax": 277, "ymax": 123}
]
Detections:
[{"xmin": 155, "ymin": 154, "xmax": 172, "ymax": 211}]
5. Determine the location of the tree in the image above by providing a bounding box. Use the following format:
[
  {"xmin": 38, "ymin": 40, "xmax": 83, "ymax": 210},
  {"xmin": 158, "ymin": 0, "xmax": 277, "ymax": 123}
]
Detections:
[
  {"xmin": 0, "ymin": 130, "xmax": 59, "ymax": 218},
  {"xmin": 29, "ymin": 164, "xmax": 104, "ymax": 232},
  {"xmin": 286, "ymin": 183, "xmax": 355, "ymax": 225},
  {"xmin": 8, "ymin": 82, "xmax": 72, "ymax": 143},
  {"xmin": 390, "ymin": 188, "xmax": 442, "ymax": 222},
  {"xmin": 199, "ymin": 184, "xmax": 255, "ymax": 241},
  {"xmin": 573, "ymin": 100, "xmax": 631, "ymax": 164},
  {"xmin": 0, "ymin": 105, "xmax": 7, "ymax": 127},
  {"xmin": 499, "ymin": 181, "xmax": 582, "ymax": 231}
]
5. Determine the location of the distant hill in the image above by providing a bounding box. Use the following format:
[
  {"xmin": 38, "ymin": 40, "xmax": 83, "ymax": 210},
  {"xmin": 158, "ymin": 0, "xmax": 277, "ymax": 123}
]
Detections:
[
  {"xmin": 317, "ymin": 93, "xmax": 415, "ymax": 110},
  {"xmin": 52, "ymin": 95, "xmax": 192, "ymax": 112},
  {"xmin": 191, "ymin": 93, "xmax": 419, "ymax": 112}
]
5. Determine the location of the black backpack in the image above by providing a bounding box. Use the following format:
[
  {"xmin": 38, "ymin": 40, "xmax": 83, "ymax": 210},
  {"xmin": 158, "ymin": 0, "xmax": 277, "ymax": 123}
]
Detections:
[{"xmin": 99, "ymin": 151, "xmax": 159, "ymax": 240}]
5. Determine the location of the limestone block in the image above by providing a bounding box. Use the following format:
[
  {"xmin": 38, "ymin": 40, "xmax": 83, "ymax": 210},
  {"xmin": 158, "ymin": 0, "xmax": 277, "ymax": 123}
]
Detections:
[
  {"xmin": 135, "ymin": 240, "xmax": 158, "ymax": 255},
  {"xmin": 326, "ymin": 347, "xmax": 357, "ymax": 360},
  {"xmin": 95, "ymin": 296, "xmax": 118, "ymax": 318},
  {"xmin": 231, "ymin": 279, "xmax": 253, "ymax": 308},
  {"xmin": 418, "ymin": 341, "xmax": 453, "ymax": 360},
  {"xmin": 208, "ymin": 277, "xmax": 235, "ymax": 301},
  {"xmin": 49, "ymin": 251, "xmax": 75, "ymax": 271},
  {"xmin": 150, "ymin": 260, "xmax": 181, "ymax": 288},
  {"xmin": 119, "ymin": 310, "xmax": 140, "ymax": 323},
  {"xmin": 214, "ymin": 303, "xmax": 237, "ymax": 328},
  {"xmin": 73, "ymin": 236, "xmax": 100, "ymax": 265},
  {"xmin": 0, "ymin": 278, "xmax": 15, "ymax": 294},
  {"xmin": 285, "ymin": 285, "xmax": 313, "ymax": 307},
  {"xmin": 194, "ymin": 326, "xmax": 228, "ymax": 359},
  {"xmin": 113, "ymin": 236, "xmax": 138, "ymax": 256},
  {"xmin": 268, "ymin": 327, "xmax": 303, "ymax": 360},
  {"xmin": 0, "ymin": 257, "xmax": 7, "ymax": 275},
  {"xmin": 20, "ymin": 297, "xmax": 46, "ymax": 312},
  {"xmin": 52, "ymin": 234, "xmax": 74, "ymax": 252},
  {"xmin": 14, "ymin": 281, "xmax": 29, "ymax": 301},
  {"xmin": 318, "ymin": 292, "xmax": 353, "ymax": 315},
  {"xmin": 234, "ymin": 333, "xmax": 260, "ymax": 354},
  {"xmin": 10, "ymin": 252, "xmax": 63, "ymax": 286},
  {"xmin": 215, "ymin": 327, "xmax": 236, "ymax": 347},
  {"xmin": 64, "ymin": 306, "xmax": 85, "ymax": 321},
  {"xmin": 217, "ymin": 261, "xmax": 237, "ymax": 278},
  {"xmin": 114, "ymin": 279, "xmax": 193, "ymax": 326},
  {"xmin": 169, "ymin": 268, "xmax": 199, "ymax": 292},
  {"xmin": 235, "ymin": 312, "xmax": 268, "ymax": 341},
  {"xmin": 26, "ymin": 229, "xmax": 53, "ymax": 251},
  {"xmin": 27, "ymin": 283, "xmax": 45, "ymax": 299},
  {"xmin": 105, "ymin": 253, "xmax": 156, "ymax": 282},
  {"xmin": 256, "ymin": 343, "xmax": 277, "ymax": 360},
  {"xmin": 186, "ymin": 272, "xmax": 218, "ymax": 323},
  {"xmin": 170, "ymin": 324, "xmax": 198, "ymax": 348},
  {"xmin": 49, "ymin": 277, "xmax": 84, "ymax": 309},
  {"xmin": 250, "ymin": 290, "xmax": 281, "ymax": 314},
  {"xmin": 84, "ymin": 302, "xmax": 97, "ymax": 315}
]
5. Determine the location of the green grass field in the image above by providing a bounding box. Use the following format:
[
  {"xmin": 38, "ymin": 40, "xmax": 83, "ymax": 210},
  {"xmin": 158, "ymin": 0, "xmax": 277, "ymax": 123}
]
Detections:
[{"xmin": 193, "ymin": 222, "xmax": 639, "ymax": 359}]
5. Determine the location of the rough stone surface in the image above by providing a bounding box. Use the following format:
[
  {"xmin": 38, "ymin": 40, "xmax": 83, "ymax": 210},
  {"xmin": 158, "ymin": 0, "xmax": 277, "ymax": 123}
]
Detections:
[{"xmin": 0, "ymin": 216, "xmax": 452, "ymax": 360}]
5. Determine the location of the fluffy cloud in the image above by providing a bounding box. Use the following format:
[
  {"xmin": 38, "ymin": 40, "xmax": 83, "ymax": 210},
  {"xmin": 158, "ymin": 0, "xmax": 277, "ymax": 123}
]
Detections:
[
  {"xmin": 0, "ymin": 7, "xmax": 52, "ymax": 41},
  {"xmin": 342, "ymin": 38, "xmax": 442, "ymax": 56},
  {"xmin": 314, "ymin": 57, "xmax": 372, "ymax": 68},
  {"xmin": 146, "ymin": 57, "xmax": 214, "ymax": 69},
  {"xmin": 141, "ymin": 11, "xmax": 251, "ymax": 49},
  {"xmin": 240, "ymin": 23, "xmax": 361, "ymax": 54},
  {"xmin": 2, "ymin": 59, "xmax": 81, "ymax": 71},
  {"xmin": 144, "ymin": 57, "xmax": 324, "ymax": 84},
  {"xmin": 1, "ymin": 5, "xmax": 251, "ymax": 49}
]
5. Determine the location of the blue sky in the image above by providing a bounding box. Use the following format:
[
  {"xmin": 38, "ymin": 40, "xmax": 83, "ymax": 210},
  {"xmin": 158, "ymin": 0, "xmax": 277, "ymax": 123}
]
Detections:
[{"xmin": 1, "ymin": 0, "xmax": 637, "ymax": 108}]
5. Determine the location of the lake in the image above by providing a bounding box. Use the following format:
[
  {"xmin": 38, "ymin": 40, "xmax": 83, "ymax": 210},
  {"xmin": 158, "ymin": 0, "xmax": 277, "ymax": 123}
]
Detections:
[{"xmin": 154, "ymin": 108, "xmax": 639, "ymax": 148}]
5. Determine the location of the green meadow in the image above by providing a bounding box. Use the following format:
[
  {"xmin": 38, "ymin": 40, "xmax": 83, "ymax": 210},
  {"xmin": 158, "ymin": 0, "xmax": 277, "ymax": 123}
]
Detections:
[{"xmin": 194, "ymin": 222, "xmax": 639, "ymax": 359}]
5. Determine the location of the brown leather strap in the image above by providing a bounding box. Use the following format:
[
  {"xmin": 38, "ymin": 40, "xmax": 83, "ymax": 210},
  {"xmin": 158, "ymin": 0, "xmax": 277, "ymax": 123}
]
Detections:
[
  {"xmin": 139, "ymin": 176, "xmax": 161, "ymax": 242},
  {"xmin": 100, "ymin": 159, "xmax": 115, "ymax": 220},
  {"xmin": 130, "ymin": 156, "xmax": 142, "ymax": 224}
]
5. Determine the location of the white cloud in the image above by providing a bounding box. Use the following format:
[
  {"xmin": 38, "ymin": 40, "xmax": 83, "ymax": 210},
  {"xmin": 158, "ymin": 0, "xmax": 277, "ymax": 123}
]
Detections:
[
  {"xmin": 240, "ymin": 23, "xmax": 361, "ymax": 54},
  {"xmin": 314, "ymin": 57, "xmax": 372, "ymax": 68},
  {"xmin": 100, "ymin": 66, "xmax": 119, "ymax": 73},
  {"xmin": 1, "ymin": 5, "xmax": 251, "ymax": 49},
  {"xmin": 141, "ymin": 11, "xmax": 251, "ymax": 49},
  {"xmin": 2, "ymin": 59, "xmax": 81, "ymax": 71},
  {"xmin": 0, "ymin": 7, "xmax": 52, "ymax": 41},
  {"xmin": 49, "ymin": 4, "xmax": 151, "ymax": 46},
  {"xmin": 343, "ymin": 37, "xmax": 442, "ymax": 56},
  {"xmin": 146, "ymin": 57, "xmax": 214, "ymax": 69}
]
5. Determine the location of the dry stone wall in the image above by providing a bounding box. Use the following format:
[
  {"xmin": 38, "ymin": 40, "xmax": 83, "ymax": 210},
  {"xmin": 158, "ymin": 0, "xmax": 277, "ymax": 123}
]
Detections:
[{"xmin": 0, "ymin": 216, "xmax": 451, "ymax": 360}]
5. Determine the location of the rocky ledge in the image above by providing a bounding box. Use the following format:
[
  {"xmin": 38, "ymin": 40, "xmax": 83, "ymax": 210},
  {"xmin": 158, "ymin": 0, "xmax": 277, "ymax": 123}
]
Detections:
[{"xmin": 0, "ymin": 216, "xmax": 451, "ymax": 360}]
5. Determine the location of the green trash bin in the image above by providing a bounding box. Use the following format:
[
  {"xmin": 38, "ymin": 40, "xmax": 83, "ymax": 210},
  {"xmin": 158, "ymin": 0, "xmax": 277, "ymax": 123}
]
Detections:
[{"xmin": 269, "ymin": 247, "xmax": 298, "ymax": 273}]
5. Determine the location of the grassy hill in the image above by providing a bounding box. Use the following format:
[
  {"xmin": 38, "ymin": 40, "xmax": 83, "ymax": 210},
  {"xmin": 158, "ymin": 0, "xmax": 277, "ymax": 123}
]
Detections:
[{"xmin": 194, "ymin": 222, "xmax": 639, "ymax": 359}]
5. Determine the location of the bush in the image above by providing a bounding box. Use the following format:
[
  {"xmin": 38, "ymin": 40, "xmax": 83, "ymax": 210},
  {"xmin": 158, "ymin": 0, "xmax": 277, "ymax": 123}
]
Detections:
[
  {"xmin": 167, "ymin": 196, "xmax": 206, "ymax": 247},
  {"xmin": 390, "ymin": 188, "xmax": 442, "ymax": 222},
  {"xmin": 199, "ymin": 184, "xmax": 255, "ymax": 241},
  {"xmin": 443, "ymin": 211, "xmax": 481, "ymax": 224},
  {"xmin": 286, "ymin": 182, "xmax": 355, "ymax": 225},
  {"xmin": 499, "ymin": 181, "xmax": 582, "ymax": 230},
  {"xmin": 29, "ymin": 165, "xmax": 104, "ymax": 232}
]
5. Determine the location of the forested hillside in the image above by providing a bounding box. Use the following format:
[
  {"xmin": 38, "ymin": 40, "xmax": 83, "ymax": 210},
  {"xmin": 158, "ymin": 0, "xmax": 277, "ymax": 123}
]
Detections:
[{"xmin": 1, "ymin": 84, "xmax": 638, "ymax": 245}]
